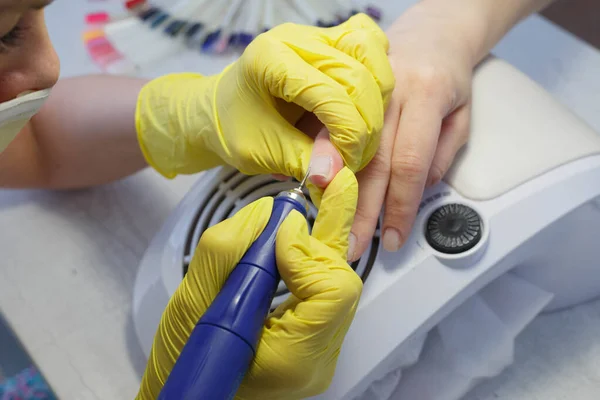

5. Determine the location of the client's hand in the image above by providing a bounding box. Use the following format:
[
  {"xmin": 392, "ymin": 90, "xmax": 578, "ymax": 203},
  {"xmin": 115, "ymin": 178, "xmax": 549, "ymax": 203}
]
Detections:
[
  {"xmin": 309, "ymin": 1, "xmax": 476, "ymax": 260},
  {"xmin": 350, "ymin": 2, "xmax": 473, "ymax": 258},
  {"xmin": 136, "ymin": 167, "xmax": 362, "ymax": 400}
]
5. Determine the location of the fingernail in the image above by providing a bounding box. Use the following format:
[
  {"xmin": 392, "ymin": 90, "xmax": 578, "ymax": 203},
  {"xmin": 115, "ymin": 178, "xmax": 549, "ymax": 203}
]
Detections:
[
  {"xmin": 347, "ymin": 232, "xmax": 357, "ymax": 261},
  {"xmin": 310, "ymin": 155, "xmax": 332, "ymax": 181},
  {"xmin": 382, "ymin": 228, "xmax": 401, "ymax": 252}
]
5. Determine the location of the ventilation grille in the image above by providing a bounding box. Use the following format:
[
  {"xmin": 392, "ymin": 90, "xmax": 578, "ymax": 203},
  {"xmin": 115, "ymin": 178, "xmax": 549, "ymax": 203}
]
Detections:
[{"xmin": 182, "ymin": 169, "xmax": 379, "ymax": 310}]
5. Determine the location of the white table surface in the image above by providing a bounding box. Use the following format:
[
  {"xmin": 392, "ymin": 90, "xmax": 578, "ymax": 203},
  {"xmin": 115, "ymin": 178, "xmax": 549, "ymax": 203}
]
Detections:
[{"xmin": 1, "ymin": 1, "xmax": 599, "ymax": 399}]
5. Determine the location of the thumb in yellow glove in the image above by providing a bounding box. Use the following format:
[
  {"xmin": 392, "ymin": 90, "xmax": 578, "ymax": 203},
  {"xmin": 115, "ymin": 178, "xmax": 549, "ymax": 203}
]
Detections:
[
  {"xmin": 136, "ymin": 14, "xmax": 394, "ymax": 184},
  {"xmin": 136, "ymin": 167, "xmax": 361, "ymax": 399},
  {"xmin": 242, "ymin": 168, "xmax": 361, "ymax": 399}
]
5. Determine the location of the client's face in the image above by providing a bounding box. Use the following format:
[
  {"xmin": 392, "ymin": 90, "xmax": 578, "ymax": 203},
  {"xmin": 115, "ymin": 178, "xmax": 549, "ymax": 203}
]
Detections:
[{"xmin": 0, "ymin": 0, "xmax": 59, "ymax": 103}]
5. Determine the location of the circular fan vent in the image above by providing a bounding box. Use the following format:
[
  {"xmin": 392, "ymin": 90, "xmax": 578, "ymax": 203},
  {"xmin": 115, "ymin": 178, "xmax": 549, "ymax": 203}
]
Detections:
[{"xmin": 182, "ymin": 168, "xmax": 379, "ymax": 310}]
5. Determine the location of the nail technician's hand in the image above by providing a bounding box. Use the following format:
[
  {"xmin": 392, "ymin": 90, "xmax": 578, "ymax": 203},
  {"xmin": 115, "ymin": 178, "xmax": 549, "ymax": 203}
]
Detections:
[
  {"xmin": 135, "ymin": 13, "xmax": 394, "ymax": 185},
  {"xmin": 347, "ymin": 3, "xmax": 475, "ymax": 260},
  {"xmin": 136, "ymin": 167, "xmax": 362, "ymax": 400}
]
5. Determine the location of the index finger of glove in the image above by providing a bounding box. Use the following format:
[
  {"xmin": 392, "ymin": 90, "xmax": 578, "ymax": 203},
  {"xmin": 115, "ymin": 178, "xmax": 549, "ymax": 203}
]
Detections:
[
  {"xmin": 289, "ymin": 39, "xmax": 385, "ymax": 173},
  {"xmin": 331, "ymin": 13, "xmax": 389, "ymax": 50},
  {"xmin": 243, "ymin": 38, "xmax": 369, "ymax": 172},
  {"xmin": 326, "ymin": 14, "xmax": 395, "ymax": 111},
  {"xmin": 137, "ymin": 197, "xmax": 275, "ymax": 399},
  {"xmin": 189, "ymin": 197, "xmax": 274, "ymax": 307}
]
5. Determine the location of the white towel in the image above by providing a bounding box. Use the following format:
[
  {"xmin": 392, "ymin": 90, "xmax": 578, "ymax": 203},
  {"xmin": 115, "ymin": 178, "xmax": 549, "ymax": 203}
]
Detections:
[{"xmin": 353, "ymin": 272, "xmax": 553, "ymax": 400}]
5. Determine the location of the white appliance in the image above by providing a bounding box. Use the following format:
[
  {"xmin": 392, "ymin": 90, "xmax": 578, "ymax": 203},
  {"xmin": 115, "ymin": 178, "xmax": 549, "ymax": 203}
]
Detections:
[{"xmin": 132, "ymin": 56, "xmax": 600, "ymax": 399}]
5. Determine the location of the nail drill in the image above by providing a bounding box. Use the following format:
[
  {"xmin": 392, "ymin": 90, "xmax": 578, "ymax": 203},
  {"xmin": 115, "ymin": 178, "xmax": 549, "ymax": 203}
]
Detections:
[{"xmin": 157, "ymin": 169, "xmax": 312, "ymax": 399}]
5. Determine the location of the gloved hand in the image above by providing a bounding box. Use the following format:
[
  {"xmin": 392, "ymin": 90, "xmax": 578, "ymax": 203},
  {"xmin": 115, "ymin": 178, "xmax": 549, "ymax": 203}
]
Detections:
[
  {"xmin": 136, "ymin": 167, "xmax": 362, "ymax": 400},
  {"xmin": 135, "ymin": 14, "xmax": 394, "ymax": 184}
]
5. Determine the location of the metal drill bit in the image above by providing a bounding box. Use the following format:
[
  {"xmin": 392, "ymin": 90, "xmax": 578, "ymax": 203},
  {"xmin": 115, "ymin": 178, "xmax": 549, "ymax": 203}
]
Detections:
[{"xmin": 298, "ymin": 165, "xmax": 311, "ymax": 190}]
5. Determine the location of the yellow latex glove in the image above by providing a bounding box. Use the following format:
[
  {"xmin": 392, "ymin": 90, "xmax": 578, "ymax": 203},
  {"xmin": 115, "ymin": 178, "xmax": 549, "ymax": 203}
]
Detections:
[
  {"xmin": 135, "ymin": 14, "xmax": 394, "ymax": 184},
  {"xmin": 136, "ymin": 167, "xmax": 361, "ymax": 400}
]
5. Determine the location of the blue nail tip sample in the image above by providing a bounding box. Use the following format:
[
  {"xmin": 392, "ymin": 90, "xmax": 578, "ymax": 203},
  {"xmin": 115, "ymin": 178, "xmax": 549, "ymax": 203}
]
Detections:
[
  {"xmin": 366, "ymin": 6, "xmax": 382, "ymax": 21},
  {"xmin": 139, "ymin": 7, "xmax": 159, "ymax": 21},
  {"xmin": 165, "ymin": 20, "xmax": 186, "ymax": 36},
  {"xmin": 130, "ymin": 4, "xmax": 384, "ymax": 54},
  {"xmin": 202, "ymin": 29, "xmax": 221, "ymax": 51},
  {"xmin": 185, "ymin": 22, "xmax": 204, "ymax": 38},
  {"xmin": 151, "ymin": 12, "xmax": 169, "ymax": 28},
  {"xmin": 238, "ymin": 33, "xmax": 254, "ymax": 46}
]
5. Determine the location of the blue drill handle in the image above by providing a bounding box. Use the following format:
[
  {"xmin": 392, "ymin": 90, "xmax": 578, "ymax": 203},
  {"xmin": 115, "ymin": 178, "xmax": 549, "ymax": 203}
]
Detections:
[{"xmin": 158, "ymin": 193, "xmax": 308, "ymax": 400}]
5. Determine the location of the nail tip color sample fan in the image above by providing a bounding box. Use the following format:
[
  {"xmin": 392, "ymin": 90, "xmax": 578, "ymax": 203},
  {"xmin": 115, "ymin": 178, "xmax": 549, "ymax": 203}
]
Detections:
[{"xmin": 81, "ymin": 0, "xmax": 383, "ymax": 74}]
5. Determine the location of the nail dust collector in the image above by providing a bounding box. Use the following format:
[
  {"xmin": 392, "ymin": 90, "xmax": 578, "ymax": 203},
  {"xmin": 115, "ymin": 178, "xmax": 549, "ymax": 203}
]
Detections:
[{"xmin": 132, "ymin": 56, "xmax": 600, "ymax": 399}]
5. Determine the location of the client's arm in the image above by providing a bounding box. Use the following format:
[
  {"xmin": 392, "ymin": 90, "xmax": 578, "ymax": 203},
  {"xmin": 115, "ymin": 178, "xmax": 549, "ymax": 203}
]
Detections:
[{"xmin": 0, "ymin": 75, "xmax": 149, "ymax": 189}]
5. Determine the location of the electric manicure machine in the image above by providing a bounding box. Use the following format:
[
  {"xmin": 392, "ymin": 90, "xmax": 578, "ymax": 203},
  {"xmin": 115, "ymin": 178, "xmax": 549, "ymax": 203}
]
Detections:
[{"xmin": 132, "ymin": 56, "xmax": 600, "ymax": 399}]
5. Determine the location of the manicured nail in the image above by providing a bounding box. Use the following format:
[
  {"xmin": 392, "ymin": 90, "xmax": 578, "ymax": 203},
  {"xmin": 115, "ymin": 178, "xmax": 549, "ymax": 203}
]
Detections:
[
  {"xmin": 382, "ymin": 228, "xmax": 401, "ymax": 252},
  {"xmin": 347, "ymin": 232, "xmax": 357, "ymax": 261},
  {"xmin": 310, "ymin": 155, "xmax": 332, "ymax": 181}
]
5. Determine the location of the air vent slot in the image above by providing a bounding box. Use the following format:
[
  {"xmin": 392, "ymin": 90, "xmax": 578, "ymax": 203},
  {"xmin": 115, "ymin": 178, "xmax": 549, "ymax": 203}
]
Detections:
[{"xmin": 183, "ymin": 168, "xmax": 379, "ymax": 310}]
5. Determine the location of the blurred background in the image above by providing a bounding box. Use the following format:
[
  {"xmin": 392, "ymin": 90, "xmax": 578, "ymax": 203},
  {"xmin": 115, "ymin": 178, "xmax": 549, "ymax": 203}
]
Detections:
[
  {"xmin": 542, "ymin": 0, "xmax": 599, "ymax": 49},
  {"xmin": 0, "ymin": 0, "xmax": 598, "ymax": 399}
]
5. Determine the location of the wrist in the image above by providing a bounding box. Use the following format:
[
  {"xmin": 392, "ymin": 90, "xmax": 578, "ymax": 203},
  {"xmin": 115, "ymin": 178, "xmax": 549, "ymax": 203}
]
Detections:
[
  {"xmin": 416, "ymin": 0, "xmax": 555, "ymax": 65},
  {"xmin": 411, "ymin": 0, "xmax": 491, "ymax": 66},
  {"xmin": 135, "ymin": 73, "xmax": 223, "ymax": 178}
]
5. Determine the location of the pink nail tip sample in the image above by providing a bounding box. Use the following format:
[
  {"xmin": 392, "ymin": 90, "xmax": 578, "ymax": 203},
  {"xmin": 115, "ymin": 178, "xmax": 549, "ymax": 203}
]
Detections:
[{"xmin": 86, "ymin": 12, "xmax": 110, "ymax": 24}]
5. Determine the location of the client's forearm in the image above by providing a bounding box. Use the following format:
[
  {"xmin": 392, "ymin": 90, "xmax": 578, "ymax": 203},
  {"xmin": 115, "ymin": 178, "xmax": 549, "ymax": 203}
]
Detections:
[
  {"xmin": 417, "ymin": 0, "xmax": 557, "ymax": 65},
  {"xmin": 1, "ymin": 75, "xmax": 149, "ymax": 189}
]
